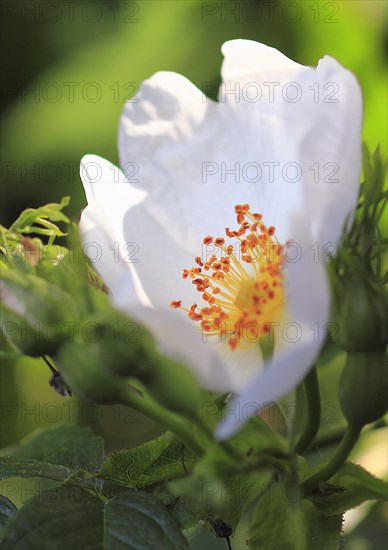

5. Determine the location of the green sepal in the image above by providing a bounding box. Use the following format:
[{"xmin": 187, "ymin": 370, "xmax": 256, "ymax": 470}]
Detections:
[{"xmin": 310, "ymin": 462, "xmax": 388, "ymax": 516}]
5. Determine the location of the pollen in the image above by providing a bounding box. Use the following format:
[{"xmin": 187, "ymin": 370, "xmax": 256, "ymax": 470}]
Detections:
[{"xmin": 170, "ymin": 205, "xmax": 285, "ymax": 352}]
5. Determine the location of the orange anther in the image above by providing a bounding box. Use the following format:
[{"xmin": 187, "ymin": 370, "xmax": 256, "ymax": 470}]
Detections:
[
  {"xmin": 195, "ymin": 256, "xmax": 203, "ymax": 266},
  {"xmin": 268, "ymin": 226, "xmax": 275, "ymax": 236},
  {"xmin": 215, "ymin": 238, "xmax": 225, "ymax": 246},
  {"xmin": 235, "ymin": 203, "xmax": 250, "ymax": 213},
  {"xmin": 170, "ymin": 300, "xmax": 182, "ymax": 308},
  {"xmin": 203, "ymin": 236, "xmax": 213, "ymax": 245}
]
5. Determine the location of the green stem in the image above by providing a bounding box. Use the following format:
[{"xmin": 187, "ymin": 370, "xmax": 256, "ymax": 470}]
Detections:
[
  {"xmin": 295, "ymin": 366, "xmax": 321, "ymax": 454},
  {"xmin": 308, "ymin": 420, "xmax": 386, "ymax": 454},
  {"xmin": 200, "ymin": 422, "xmax": 243, "ymax": 462},
  {"xmin": 124, "ymin": 390, "xmax": 204, "ymax": 456},
  {"xmin": 301, "ymin": 424, "xmax": 361, "ymax": 495}
]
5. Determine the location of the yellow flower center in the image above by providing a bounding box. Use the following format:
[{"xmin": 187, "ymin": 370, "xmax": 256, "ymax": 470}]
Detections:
[
  {"xmin": 234, "ymin": 278, "xmax": 257, "ymax": 310},
  {"xmin": 170, "ymin": 204, "xmax": 285, "ymax": 351}
]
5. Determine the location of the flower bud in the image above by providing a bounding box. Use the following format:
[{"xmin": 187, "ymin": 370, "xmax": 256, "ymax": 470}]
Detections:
[
  {"xmin": 339, "ymin": 351, "xmax": 388, "ymax": 428},
  {"xmin": 142, "ymin": 355, "xmax": 204, "ymax": 421},
  {"xmin": 53, "ymin": 312, "xmax": 203, "ymax": 416},
  {"xmin": 334, "ymin": 277, "xmax": 387, "ymax": 352},
  {"xmin": 0, "ymin": 272, "xmax": 79, "ymax": 356},
  {"xmin": 54, "ymin": 338, "xmax": 133, "ymax": 405}
]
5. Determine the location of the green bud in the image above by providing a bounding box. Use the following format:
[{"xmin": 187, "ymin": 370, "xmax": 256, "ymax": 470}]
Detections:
[
  {"xmin": 53, "ymin": 312, "xmax": 203, "ymax": 417},
  {"xmin": 339, "ymin": 351, "xmax": 388, "ymax": 428},
  {"xmin": 0, "ymin": 272, "xmax": 79, "ymax": 356},
  {"xmin": 54, "ymin": 338, "xmax": 132, "ymax": 405},
  {"xmin": 52, "ymin": 312, "xmax": 157, "ymax": 405},
  {"xmin": 142, "ymin": 355, "xmax": 204, "ymax": 421},
  {"xmin": 333, "ymin": 275, "xmax": 387, "ymax": 352},
  {"xmin": 93, "ymin": 314, "xmax": 155, "ymax": 380}
]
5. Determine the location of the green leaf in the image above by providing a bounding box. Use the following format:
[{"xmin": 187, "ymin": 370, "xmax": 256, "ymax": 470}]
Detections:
[
  {"xmin": 170, "ymin": 442, "xmax": 271, "ymax": 532},
  {"xmin": 105, "ymin": 490, "xmax": 189, "ymax": 549},
  {"xmin": 248, "ymin": 483, "xmax": 343, "ymax": 550},
  {"xmin": 0, "ymin": 486, "xmax": 188, "ymax": 549},
  {"xmin": 98, "ymin": 433, "xmax": 196, "ymax": 488},
  {"xmin": 0, "ymin": 426, "xmax": 104, "ymax": 489},
  {"xmin": 306, "ymin": 508, "xmax": 343, "ymax": 550},
  {"xmin": 0, "ymin": 486, "xmax": 104, "ymax": 549},
  {"xmin": 9, "ymin": 197, "xmax": 70, "ymax": 239},
  {"xmin": 1, "ymin": 425, "xmax": 104, "ymax": 474},
  {"xmin": 0, "ymin": 456, "xmax": 71, "ymax": 482},
  {"xmin": 153, "ymin": 485, "xmax": 215, "ymax": 532},
  {"xmin": 311, "ymin": 462, "xmax": 388, "ymax": 515},
  {"xmin": 0, "ymin": 496, "xmax": 17, "ymax": 529}
]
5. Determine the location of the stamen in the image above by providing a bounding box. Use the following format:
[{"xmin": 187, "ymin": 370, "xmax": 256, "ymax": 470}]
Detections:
[{"xmin": 171, "ymin": 204, "xmax": 285, "ymax": 352}]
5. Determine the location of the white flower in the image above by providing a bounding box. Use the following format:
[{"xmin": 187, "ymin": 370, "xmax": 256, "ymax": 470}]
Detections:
[{"xmin": 79, "ymin": 40, "xmax": 362, "ymax": 439}]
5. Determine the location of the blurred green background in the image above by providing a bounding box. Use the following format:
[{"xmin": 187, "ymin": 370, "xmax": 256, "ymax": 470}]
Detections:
[{"xmin": 1, "ymin": 1, "xmax": 387, "ymax": 547}]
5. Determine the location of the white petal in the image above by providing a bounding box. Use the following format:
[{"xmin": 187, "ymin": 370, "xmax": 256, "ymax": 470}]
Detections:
[
  {"xmin": 213, "ymin": 339, "xmax": 264, "ymax": 393},
  {"xmin": 128, "ymin": 306, "xmax": 236, "ymax": 393},
  {"xmin": 80, "ymin": 155, "xmax": 201, "ymax": 309},
  {"xmin": 118, "ymin": 203, "xmax": 202, "ymax": 309},
  {"xmin": 285, "ymin": 214, "xmax": 331, "ymax": 327},
  {"xmin": 281, "ymin": 56, "xmax": 362, "ymax": 247},
  {"xmin": 221, "ymin": 39, "xmax": 305, "ymax": 87},
  {"xmin": 79, "ymin": 204, "xmax": 150, "ymax": 307},
  {"xmin": 79, "ymin": 154, "xmax": 148, "ymax": 262},
  {"xmin": 80, "ymin": 154, "xmax": 140, "ymax": 203},
  {"xmin": 118, "ymin": 72, "xmax": 304, "ymax": 249}
]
